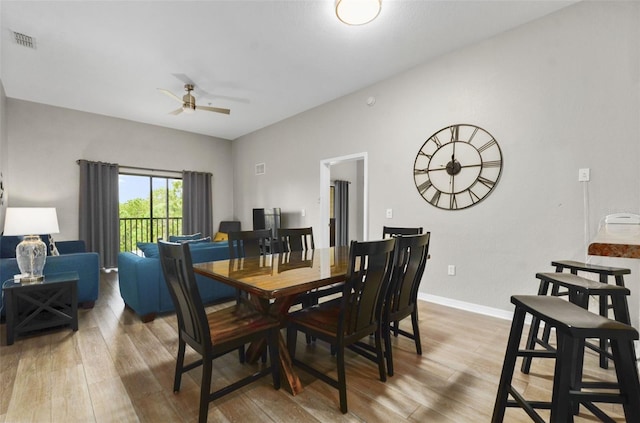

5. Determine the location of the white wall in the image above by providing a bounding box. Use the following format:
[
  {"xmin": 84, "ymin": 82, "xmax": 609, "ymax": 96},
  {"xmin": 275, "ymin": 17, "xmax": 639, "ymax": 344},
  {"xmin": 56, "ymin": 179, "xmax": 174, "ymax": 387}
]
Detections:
[
  {"xmin": 232, "ymin": 2, "xmax": 640, "ymax": 324},
  {"xmin": 6, "ymin": 99, "xmax": 235, "ymax": 240}
]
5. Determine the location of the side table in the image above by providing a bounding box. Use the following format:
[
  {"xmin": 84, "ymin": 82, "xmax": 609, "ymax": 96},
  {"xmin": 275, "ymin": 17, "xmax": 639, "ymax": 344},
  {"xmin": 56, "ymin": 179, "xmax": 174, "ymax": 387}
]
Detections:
[{"xmin": 3, "ymin": 271, "xmax": 79, "ymax": 345}]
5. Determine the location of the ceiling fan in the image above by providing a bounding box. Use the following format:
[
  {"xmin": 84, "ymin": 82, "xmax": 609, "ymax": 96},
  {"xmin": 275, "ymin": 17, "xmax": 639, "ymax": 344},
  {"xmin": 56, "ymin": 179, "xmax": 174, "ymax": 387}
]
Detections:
[{"xmin": 158, "ymin": 84, "xmax": 231, "ymax": 116}]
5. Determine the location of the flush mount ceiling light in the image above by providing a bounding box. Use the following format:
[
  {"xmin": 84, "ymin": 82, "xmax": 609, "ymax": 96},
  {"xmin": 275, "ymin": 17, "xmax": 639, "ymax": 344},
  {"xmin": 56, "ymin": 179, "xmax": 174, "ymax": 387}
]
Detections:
[{"xmin": 335, "ymin": 0, "xmax": 381, "ymax": 26}]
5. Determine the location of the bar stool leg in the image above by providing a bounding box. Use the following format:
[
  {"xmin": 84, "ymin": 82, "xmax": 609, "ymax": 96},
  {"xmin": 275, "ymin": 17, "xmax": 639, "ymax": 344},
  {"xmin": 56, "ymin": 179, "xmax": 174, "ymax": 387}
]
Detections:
[
  {"xmin": 492, "ymin": 307, "xmax": 527, "ymax": 423},
  {"xmin": 550, "ymin": 333, "xmax": 578, "ymax": 423},
  {"xmin": 521, "ymin": 279, "xmax": 550, "ymax": 374},
  {"xmin": 610, "ymin": 338, "xmax": 640, "ymax": 420},
  {"xmin": 540, "ymin": 283, "xmax": 560, "ymax": 346}
]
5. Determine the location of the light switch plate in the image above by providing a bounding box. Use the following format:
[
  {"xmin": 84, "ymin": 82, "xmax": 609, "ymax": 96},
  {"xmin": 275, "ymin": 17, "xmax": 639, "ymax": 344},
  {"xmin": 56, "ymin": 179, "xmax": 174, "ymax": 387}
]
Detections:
[{"xmin": 578, "ymin": 168, "xmax": 590, "ymax": 182}]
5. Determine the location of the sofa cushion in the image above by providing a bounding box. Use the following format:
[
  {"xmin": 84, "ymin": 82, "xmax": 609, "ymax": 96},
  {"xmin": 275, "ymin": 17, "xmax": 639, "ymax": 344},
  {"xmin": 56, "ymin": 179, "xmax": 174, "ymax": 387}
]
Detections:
[
  {"xmin": 168, "ymin": 233, "xmax": 202, "ymax": 242},
  {"xmin": 137, "ymin": 242, "xmax": 159, "ymax": 258}
]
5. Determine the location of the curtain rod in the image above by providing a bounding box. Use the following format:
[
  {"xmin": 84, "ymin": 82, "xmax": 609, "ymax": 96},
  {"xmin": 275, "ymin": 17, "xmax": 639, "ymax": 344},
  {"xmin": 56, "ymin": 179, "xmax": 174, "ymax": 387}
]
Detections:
[
  {"xmin": 119, "ymin": 164, "xmax": 183, "ymax": 174},
  {"xmin": 76, "ymin": 160, "xmax": 210, "ymax": 176}
]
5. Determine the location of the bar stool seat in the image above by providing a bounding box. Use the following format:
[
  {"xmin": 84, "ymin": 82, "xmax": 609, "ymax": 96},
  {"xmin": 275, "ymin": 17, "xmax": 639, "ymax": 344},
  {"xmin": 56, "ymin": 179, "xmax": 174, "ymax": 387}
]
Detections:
[
  {"xmin": 551, "ymin": 260, "xmax": 630, "ymax": 287},
  {"xmin": 493, "ymin": 295, "xmax": 640, "ymax": 423},
  {"xmin": 522, "ymin": 272, "xmax": 631, "ymax": 373}
]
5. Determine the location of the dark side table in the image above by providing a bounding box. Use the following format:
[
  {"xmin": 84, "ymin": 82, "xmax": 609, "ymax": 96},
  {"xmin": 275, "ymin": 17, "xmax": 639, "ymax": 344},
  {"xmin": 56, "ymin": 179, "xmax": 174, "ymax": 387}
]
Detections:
[{"xmin": 3, "ymin": 271, "xmax": 79, "ymax": 345}]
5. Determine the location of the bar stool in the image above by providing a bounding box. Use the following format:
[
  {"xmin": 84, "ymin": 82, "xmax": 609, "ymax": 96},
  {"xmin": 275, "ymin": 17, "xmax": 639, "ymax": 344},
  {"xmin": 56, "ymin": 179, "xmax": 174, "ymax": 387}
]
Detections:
[
  {"xmin": 521, "ymin": 272, "xmax": 631, "ymax": 373},
  {"xmin": 536, "ymin": 261, "xmax": 631, "ymax": 368},
  {"xmin": 551, "ymin": 261, "xmax": 629, "ymax": 327},
  {"xmin": 493, "ymin": 295, "xmax": 640, "ymax": 423},
  {"xmin": 551, "ymin": 260, "xmax": 630, "ymax": 288}
]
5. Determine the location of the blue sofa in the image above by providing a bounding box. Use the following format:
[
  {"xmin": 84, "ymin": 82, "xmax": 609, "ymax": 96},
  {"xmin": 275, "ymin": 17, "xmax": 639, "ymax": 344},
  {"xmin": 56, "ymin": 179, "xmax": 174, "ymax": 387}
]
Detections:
[
  {"xmin": 0, "ymin": 236, "xmax": 100, "ymax": 315},
  {"xmin": 117, "ymin": 241, "xmax": 235, "ymax": 322}
]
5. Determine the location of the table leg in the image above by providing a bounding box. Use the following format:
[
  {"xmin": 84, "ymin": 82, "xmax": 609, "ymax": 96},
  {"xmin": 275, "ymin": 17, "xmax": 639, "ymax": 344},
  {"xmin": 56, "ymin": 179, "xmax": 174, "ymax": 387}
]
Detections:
[
  {"xmin": 245, "ymin": 294, "xmax": 304, "ymax": 395},
  {"xmin": 278, "ymin": 332, "xmax": 303, "ymax": 395}
]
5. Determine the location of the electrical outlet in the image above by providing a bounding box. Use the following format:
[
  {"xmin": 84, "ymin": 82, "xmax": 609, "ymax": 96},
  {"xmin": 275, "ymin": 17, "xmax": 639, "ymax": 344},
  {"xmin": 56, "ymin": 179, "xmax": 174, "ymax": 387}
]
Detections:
[
  {"xmin": 447, "ymin": 265, "xmax": 456, "ymax": 276},
  {"xmin": 301, "ymin": 208, "xmax": 306, "ymax": 217},
  {"xmin": 386, "ymin": 209, "xmax": 393, "ymax": 219},
  {"xmin": 578, "ymin": 168, "xmax": 590, "ymax": 182}
]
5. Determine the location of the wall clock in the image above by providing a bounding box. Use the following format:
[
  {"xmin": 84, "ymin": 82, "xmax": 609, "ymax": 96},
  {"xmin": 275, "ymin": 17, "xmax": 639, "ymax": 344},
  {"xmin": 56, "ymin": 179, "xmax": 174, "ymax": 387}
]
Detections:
[{"xmin": 413, "ymin": 124, "xmax": 502, "ymax": 210}]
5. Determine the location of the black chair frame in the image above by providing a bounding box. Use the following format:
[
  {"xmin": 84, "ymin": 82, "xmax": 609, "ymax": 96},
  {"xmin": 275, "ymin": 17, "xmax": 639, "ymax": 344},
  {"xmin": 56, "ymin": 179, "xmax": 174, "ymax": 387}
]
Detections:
[
  {"xmin": 158, "ymin": 241, "xmax": 280, "ymax": 423},
  {"xmin": 287, "ymin": 238, "xmax": 396, "ymax": 413},
  {"xmin": 382, "ymin": 232, "xmax": 430, "ymax": 376}
]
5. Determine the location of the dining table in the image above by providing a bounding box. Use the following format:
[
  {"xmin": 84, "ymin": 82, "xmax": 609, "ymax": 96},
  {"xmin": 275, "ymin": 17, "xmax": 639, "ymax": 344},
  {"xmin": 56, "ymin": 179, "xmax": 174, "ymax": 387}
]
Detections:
[{"xmin": 193, "ymin": 246, "xmax": 350, "ymax": 395}]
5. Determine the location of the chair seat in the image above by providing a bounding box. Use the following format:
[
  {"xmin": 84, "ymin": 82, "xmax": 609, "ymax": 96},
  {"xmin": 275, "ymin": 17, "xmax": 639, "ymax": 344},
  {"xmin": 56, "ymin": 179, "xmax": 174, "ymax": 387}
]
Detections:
[
  {"xmin": 208, "ymin": 303, "xmax": 280, "ymax": 344},
  {"xmin": 288, "ymin": 298, "xmax": 343, "ymax": 337}
]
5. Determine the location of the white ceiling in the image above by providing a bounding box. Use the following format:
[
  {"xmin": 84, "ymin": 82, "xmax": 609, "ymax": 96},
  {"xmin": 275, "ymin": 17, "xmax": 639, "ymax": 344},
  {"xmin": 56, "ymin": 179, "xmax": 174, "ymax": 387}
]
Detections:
[{"xmin": 1, "ymin": 0, "xmax": 577, "ymax": 141}]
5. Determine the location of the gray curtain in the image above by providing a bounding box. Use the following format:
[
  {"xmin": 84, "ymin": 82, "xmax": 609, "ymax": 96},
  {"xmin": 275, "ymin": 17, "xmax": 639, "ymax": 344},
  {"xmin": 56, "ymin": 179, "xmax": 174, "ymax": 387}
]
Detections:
[
  {"xmin": 334, "ymin": 180, "xmax": 349, "ymax": 246},
  {"xmin": 182, "ymin": 171, "xmax": 213, "ymax": 237},
  {"xmin": 78, "ymin": 160, "xmax": 119, "ymax": 268}
]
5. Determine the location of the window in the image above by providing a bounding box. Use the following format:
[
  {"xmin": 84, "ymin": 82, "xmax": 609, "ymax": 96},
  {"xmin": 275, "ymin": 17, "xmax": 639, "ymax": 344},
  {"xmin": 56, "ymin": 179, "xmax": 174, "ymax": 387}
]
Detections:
[{"xmin": 119, "ymin": 174, "xmax": 183, "ymax": 252}]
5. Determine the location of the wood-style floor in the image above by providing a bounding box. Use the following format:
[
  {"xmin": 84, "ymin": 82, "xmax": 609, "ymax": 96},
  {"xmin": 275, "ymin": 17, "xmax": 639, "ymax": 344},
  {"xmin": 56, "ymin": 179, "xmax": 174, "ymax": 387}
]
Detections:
[{"xmin": 0, "ymin": 270, "xmax": 628, "ymax": 422}]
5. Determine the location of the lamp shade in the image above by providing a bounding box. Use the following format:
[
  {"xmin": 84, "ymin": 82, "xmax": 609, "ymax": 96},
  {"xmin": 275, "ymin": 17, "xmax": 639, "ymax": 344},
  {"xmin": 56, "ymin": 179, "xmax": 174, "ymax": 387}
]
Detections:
[{"xmin": 3, "ymin": 207, "xmax": 60, "ymax": 236}]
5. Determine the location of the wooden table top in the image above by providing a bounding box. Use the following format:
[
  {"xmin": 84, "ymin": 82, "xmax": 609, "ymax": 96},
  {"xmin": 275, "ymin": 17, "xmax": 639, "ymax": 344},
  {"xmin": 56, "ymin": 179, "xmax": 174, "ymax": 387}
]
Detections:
[
  {"xmin": 588, "ymin": 224, "xmax": 640, "ymax": 259},
  {"xmin": 193, "ymin": 246, "xmax": 351, "ymax": 299}
]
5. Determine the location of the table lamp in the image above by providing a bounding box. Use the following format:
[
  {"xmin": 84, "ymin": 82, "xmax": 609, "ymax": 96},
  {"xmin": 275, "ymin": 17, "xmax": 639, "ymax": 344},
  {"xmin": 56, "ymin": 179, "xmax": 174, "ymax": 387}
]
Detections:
[{"xmin": 3, "ymin": 207, "xmax": 60, "ymax": 282}]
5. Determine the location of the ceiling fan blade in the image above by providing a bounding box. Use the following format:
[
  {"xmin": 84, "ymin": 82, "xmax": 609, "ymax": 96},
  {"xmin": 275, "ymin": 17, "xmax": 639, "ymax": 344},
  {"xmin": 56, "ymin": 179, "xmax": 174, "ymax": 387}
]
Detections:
[
  {"xmin": 169, "ymin": 107, "xmax": 183, "ymax": 115},
  {"xmin": 197, "ymin": 105, "xmax": 231, "ymax": 115},
  {"xmin": 172, "ymin": 73, "xmax": 194, "ymax": 85},
  {"xmin": 158, "ymin": 88, "xmax": 183, "ymax": 103}
]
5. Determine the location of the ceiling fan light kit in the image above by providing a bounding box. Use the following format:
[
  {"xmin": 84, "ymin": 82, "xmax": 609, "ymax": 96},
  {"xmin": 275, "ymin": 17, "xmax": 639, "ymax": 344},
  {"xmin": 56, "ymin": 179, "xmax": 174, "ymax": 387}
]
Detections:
[
  {"xmin": 336, "ymin": 0, "xmax": 381, "ymax": 26},
  {"xmin": 158, "ymin": 83, "xmax": 230, "ymax": 116}
]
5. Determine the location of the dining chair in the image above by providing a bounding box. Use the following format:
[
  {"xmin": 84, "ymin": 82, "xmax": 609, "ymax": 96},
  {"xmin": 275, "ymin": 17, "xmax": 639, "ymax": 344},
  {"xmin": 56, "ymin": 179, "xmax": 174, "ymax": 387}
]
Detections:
[
  {"xmin": 227, "ymin": 229, "xmax": 272, "ymax": 259},
  {"xmin": 382, "ymin": 232, "xmax": 430, "ymax": 376},
  {"xmin": 277, "ymin": 227, "xmax": 315, "ymax": 252},
  {"xmin": 278, "ymin": 227, "xmax": 343, "ymax": 342},
  {"xmin": 382, "ymin": 226, "xmax": 423, "ymax": 238},
  {"xmin": 286, "ymin": 237, "xmax": 396, "ymax": 413},
  {"xmin": 158, "ymin": 241, "xmax": 281, "ymax": 423}
]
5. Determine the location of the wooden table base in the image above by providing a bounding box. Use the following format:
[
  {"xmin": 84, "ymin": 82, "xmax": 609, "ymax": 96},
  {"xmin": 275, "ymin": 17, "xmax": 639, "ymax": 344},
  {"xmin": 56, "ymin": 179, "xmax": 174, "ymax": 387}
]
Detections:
[{"xmin": 246, "ymin": 295, "xmax": 304, "ymax": 395}]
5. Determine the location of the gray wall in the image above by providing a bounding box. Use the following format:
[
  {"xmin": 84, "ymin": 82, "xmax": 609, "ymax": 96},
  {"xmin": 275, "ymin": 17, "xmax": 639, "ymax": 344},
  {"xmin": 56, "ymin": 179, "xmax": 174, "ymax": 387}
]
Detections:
[
  {"xmin": 231, "ymin": 2, "xmax": 640, "ymax": 323},
  {"xmin": 5, "ymin": 100, "xmax": 235, "ymax": 240},
  {"xmin": 0, "ymin": 79, "xmax": 7, "ymax": 223}
]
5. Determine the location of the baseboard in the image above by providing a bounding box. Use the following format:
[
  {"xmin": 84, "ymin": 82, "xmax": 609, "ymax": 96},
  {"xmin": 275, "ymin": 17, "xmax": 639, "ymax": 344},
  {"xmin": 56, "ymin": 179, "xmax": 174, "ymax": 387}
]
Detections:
[{"xmin": 418, "ymin": 292, "xmax": 514, "ymax": 321}]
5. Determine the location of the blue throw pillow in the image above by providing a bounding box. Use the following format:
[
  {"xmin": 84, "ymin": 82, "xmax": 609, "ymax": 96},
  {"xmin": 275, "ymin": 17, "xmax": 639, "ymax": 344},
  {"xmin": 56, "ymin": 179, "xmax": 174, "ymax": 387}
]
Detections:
[
  {"xmin": 168, "ymin": 233, "xmax": 202, "ymax": 242},
  {"xmin": 0, "ymin": 235, "xmax": 53, "ymax": 258},
  {"xmin": 136, "ymin": 242, "xmax": 159, "ymax": 258}
]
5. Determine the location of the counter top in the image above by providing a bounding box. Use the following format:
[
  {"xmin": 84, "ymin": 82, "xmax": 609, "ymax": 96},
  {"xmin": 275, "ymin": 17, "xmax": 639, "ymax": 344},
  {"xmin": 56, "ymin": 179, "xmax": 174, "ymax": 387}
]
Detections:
[{"xmin": 588, "ymin": 224, "xmax": 640, "ymax": 259}]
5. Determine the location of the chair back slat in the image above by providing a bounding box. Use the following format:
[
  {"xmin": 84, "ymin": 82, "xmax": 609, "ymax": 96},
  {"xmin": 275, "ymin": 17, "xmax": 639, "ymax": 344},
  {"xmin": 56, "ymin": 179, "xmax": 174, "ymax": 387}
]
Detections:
[
  {"xmin": 341, "ymin": 238, "xmax": 395, "ymax": 335},
  {"xmin": 277, "ymin": 227, "xmax": 315, "ymax": 252},
  {"xmin": 388, "ymin": 233, "xmax": 430, "ymax": 315},
  {"xmin": 228, "ymin": 229, "xmax": 272, "ymax": 258},
  {"xmin": 158, "ymin": 241, "xmax": 211, "ymax": 352},
  {"xmin": 382, "ymin": 226, "xmax": 423, "ymax": 239}
]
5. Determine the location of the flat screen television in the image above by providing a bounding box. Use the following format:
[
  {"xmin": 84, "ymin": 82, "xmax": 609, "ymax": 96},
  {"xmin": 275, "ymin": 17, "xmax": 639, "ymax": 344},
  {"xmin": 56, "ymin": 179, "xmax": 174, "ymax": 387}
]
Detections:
[{"xmin": 253, "ymin": 208, "xmax": 281, "ymax": 239}]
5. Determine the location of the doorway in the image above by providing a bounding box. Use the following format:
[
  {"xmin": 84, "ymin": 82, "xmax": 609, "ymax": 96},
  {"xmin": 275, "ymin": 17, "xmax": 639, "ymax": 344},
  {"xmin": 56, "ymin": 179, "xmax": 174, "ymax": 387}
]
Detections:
[{"xmin": 319, "ymin": 152, "xmax": 368, "ymax": 248}]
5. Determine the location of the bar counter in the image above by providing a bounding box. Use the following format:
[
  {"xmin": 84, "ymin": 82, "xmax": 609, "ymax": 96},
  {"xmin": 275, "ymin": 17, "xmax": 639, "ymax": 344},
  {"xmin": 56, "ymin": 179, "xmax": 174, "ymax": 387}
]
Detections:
[{"xmin": 588, "ymin": 224, "xmax": 640, "ymax": 259}]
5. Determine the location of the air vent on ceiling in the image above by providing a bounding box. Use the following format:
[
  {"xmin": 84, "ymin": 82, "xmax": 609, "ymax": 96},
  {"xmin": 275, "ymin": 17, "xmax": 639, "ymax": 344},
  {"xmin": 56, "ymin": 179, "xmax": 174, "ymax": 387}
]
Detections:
[
  {"xmin": 13, "ymin": 31, "xmax": 36, "ymax": 49},
  {"xmin": 255, "ymin": 163, "xmax": 266, "ymax": 176}
]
